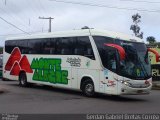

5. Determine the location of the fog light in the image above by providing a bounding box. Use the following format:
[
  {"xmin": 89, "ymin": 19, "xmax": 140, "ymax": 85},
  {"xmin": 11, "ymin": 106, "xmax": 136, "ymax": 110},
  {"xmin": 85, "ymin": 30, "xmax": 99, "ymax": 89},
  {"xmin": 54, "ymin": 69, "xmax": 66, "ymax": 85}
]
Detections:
[
  {"xmin": 121, "ymin": 89, "xmax": 125, "ymax": 92},
  {"xmin": 145, "ymin": 80, "xmax": 149, "ymax": 85}
]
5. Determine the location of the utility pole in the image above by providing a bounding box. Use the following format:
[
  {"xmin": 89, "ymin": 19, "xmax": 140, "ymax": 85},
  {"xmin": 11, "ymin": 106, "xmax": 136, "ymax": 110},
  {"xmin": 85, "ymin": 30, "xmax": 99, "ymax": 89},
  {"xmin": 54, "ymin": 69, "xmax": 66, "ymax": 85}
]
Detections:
[
  {"xmin": 4, "ymin": 0, "xmax": 7, "ymax": 5},
  {"xmin": 39, "ymin": 17, "xmax": 54, "ymax": 32}
]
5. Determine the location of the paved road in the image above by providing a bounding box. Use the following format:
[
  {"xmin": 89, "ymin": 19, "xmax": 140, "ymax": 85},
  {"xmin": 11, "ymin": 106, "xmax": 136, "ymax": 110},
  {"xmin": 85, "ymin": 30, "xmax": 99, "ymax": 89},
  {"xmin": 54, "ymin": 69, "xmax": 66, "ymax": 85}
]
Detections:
[{"xmin": 0, "ymin": 80, "xmax": 160, "ymax": 114}]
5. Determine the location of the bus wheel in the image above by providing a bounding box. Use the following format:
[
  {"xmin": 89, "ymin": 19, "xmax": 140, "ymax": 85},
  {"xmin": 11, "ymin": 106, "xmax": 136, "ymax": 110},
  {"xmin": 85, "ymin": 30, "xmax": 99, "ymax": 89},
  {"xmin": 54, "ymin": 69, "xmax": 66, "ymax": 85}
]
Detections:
[
  {"xmin": 19, "ymin": 72, "xmax": 28, "ymax": 87},
  {"xmin": 82, "ymin": 80, "xmax": 95, "ymax": 97}
]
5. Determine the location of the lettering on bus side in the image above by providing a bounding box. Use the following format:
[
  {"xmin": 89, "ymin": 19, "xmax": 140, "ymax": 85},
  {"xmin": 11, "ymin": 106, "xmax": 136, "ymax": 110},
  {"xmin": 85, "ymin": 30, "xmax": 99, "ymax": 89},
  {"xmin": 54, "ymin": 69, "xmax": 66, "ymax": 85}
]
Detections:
[
  {"xmin": 31, "ymin": 58, "xmax": 68, "ymax": 84},
  {"xmin": 66, "ymin": 57, "xmax": 81, "ymax": 67}
]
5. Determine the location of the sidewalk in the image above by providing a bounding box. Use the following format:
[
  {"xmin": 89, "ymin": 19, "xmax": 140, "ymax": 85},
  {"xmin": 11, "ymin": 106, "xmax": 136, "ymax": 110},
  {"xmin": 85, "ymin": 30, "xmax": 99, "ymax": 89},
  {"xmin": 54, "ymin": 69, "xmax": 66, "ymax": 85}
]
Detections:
[{"xmin": 152, "ymin": 81, "xmax": 160, "ymax": 90}]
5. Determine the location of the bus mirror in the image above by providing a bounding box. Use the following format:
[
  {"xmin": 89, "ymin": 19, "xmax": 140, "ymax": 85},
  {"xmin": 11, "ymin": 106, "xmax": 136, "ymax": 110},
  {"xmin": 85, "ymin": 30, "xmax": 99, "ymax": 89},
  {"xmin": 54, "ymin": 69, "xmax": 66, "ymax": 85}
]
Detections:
[
  {"xmin": 104, "ymin": 43, "xmax": 126, "ymax": 61},
  {"xmin": 147, "ymin": 48, "xmax": 160, "ymax": 62}
]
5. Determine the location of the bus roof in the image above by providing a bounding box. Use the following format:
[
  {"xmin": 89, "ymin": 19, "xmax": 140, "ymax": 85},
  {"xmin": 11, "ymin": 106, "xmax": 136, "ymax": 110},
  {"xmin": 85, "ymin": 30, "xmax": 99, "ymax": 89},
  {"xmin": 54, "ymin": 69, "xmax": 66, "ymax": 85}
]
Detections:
[{"xmin": 6, "ymin": 29, "xmax": 144, "ymax": 43}]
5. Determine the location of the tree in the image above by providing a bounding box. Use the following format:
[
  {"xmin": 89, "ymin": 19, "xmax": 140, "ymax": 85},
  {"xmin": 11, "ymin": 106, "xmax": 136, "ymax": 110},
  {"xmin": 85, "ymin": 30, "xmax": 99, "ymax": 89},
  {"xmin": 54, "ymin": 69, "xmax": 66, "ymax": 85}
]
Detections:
[
  {"xmin": 81, "ymin": 26, "xmax": 90, "ymax": 29},
  {"xmin": 130, "ymin": 13, "xmax": 143, "ymax": 39},
  {"xmin": 146, "ymin": 36, "xmax": 156, "ymax": 44}
]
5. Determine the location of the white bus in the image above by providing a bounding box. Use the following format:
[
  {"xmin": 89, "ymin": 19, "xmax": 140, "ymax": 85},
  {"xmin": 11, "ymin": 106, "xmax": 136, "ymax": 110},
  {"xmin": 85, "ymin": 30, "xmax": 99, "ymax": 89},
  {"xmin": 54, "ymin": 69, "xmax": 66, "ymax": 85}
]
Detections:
[{"xmin": 3, "ymin": 29, "xmax": 153, "ymax": 96}]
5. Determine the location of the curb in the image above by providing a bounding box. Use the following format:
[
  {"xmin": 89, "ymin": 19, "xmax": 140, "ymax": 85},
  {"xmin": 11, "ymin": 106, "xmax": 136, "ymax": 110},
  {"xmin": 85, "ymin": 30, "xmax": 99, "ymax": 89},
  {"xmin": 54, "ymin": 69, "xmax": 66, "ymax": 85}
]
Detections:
[
  {"xmin": 0, "ymin": 88, "xmax": 7, "ymax": 94},
  {"xmin": 152, "ymin": 87, "xmax": 160, "ymax": 90},
  {"xmin": 152, "ymin": 81, "xmax": 160, "ymax": 90},
  {"xmin": 0, "ymin": 89, "xmax": 5, "ymax": 94}
]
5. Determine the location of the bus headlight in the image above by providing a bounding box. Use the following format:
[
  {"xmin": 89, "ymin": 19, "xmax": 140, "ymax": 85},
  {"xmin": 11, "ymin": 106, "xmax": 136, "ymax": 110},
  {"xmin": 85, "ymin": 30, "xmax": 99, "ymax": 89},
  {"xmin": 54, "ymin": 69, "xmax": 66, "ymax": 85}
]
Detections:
[
  {"xmin": 124, "ymin": 81, "xmax": 132, "ymax": 87},
  {"xmin": 121, "ymin": 81, "xmax": 132, "ymax": 87}
]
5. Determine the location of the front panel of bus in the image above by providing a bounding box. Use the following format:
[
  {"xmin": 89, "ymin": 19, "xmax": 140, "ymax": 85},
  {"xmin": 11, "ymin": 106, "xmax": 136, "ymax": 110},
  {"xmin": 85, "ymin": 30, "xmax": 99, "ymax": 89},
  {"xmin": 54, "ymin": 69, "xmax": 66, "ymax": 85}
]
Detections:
[{"xmin": 93, "ymin": 36, "xmax": 152, "ymax": 95}]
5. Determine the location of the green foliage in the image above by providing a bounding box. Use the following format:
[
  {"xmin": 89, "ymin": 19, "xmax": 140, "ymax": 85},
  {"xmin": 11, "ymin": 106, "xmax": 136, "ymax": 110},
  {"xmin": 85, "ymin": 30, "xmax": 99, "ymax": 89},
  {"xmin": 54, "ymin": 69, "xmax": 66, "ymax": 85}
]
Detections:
[
  {"xmin": 0, "ymin": 47, "xmax": 3, "ymax": 54},
  {"xmin": 146, "ymin": 36, "xmax": 156, "ymax": 44},
  {"xmin": 130, "ymin": 13, "xmax": 143, "ymax": 39}
]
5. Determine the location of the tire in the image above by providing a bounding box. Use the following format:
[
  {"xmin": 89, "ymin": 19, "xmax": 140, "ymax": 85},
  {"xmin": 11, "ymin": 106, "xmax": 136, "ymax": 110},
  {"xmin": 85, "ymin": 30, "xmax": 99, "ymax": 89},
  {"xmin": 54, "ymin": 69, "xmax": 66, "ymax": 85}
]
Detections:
[
  {"xmin": 2, "ymin": 78, "xmax": 6, "ymax": 81},
  {"xmin": 82, "ymin": 80, "xmax": 95, "ymax": 97},
  {"xmin": 19, "ymin": 72, "xmax": 28, "ymax": 87}
]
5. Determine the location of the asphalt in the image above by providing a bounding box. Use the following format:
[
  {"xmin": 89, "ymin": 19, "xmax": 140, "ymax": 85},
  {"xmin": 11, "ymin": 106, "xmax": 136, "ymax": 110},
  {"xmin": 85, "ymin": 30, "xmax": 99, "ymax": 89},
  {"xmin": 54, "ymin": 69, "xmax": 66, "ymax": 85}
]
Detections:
[
  {"xmin": 0, "ymin": 80, "xmax": 160, "ymax": 114},
  {"xmin": 0, "ymin": 79, "xmax": 8, "ymax": 94},
  {"xmin": 1, "ymin": 80, "xmax": 159, "ymax": 93},
  {"xmin": 0, "ymin": 87, "xmax": 5, "ymax": 94}
]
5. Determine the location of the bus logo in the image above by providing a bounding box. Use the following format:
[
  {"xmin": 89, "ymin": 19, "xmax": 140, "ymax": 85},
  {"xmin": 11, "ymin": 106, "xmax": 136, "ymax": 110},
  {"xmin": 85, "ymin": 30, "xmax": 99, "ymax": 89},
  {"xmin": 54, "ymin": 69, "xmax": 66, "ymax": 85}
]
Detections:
[
  {"xmin": 5, "ymin": 47, "xmax": 33, "ymax": 76},
  {"xmin": 5, "ymin": 47, "xmax": 69, "ymax": 85}
]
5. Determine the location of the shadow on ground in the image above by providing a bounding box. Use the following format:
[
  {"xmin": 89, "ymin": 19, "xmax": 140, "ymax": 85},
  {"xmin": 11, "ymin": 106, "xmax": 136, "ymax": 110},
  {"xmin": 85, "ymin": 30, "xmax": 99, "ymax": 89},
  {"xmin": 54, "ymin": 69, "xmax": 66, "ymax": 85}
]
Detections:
[{"xmin": 3, "ymin": 80, "xmax": 148, "ymax": 102}]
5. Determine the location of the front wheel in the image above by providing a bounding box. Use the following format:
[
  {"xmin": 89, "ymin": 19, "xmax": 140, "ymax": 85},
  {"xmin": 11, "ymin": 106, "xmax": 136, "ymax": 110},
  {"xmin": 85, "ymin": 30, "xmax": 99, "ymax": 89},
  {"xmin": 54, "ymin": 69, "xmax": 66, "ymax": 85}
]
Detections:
[
  {"xmin": 19, "ymin": 72, "xmax": 28, "ymax": 87},
  {"xmin": 82, "ymin": 80, "xmax": 95, "ymax": 97}
]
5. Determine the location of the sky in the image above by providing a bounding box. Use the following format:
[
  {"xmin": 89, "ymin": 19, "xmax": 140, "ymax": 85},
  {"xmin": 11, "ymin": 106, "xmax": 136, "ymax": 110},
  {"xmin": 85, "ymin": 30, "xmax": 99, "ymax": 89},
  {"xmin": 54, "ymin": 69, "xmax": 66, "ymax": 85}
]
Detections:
[{"xmin": 0, "ymin": 0, "xmax": 160, "ymax": 46}]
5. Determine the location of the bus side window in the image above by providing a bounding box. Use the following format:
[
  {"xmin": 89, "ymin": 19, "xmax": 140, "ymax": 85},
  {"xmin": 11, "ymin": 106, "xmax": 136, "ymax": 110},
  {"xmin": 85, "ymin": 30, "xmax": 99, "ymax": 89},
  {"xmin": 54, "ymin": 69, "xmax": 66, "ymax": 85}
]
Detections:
[
  {"xmin": 74, "ymin": 48, "xmax": 84, "ymax": 55},
  {"xmin": 75, "ymin": 36, "xmax": 95, "ymax": 60},
  {"xmin": 56, "ymin": 37, "xmax": 74, "ymax": 55},
  {"xmin": 54, "ymin": 38, "xmax": 60, "ymax": 54},
  {"xmin": 84, "ymin": 48, "xmax": 95, "ymax": 59},
  {"xmin": 61, "ymin": 48, "xmax": 71, "ymax": 55},
  {"xmin": 5, "ymin": 40, "xmax": 17, "ymax": 53},
  {"xmin": 17, "ymin": 40, "xmax": 28, "ymax": 54},
  {"xmin": 42, "ymin": 38, "xmax": 55, "ymax": 54},
  {"xmin": 28, "ymin": 39, "xmax": 43, "ymax": 54},
  {"xmin": 49, "ymin": 38, "xmax": 56, "ymax": 54}
]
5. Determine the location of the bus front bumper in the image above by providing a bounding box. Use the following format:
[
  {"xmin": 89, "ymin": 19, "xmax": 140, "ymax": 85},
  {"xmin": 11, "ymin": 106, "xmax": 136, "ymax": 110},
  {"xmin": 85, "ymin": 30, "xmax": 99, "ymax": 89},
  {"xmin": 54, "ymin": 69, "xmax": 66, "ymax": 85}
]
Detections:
[{"xmin": 120, "ymin": 85, "xmax": 152, "ymax": 95}]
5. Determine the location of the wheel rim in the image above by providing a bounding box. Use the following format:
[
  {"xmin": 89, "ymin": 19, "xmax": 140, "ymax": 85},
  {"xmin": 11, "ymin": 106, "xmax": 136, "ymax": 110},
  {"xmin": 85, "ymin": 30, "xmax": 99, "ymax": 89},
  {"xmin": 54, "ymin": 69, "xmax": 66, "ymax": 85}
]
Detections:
[{"xmin": 85, "ymin": 83, "xmax": 93, "ymax": 94}]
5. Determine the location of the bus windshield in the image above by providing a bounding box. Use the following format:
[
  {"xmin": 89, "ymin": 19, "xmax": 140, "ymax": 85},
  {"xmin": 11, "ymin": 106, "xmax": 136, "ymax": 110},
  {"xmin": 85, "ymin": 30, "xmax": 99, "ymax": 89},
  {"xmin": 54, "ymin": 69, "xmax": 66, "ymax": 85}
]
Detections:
[
  {"xmin": 116, "ymin": 40, "xmax": 151, "ymax": 80},
  {"xmin": 93, "ymin": 36, "xmax": 151, "ymax": 80}
]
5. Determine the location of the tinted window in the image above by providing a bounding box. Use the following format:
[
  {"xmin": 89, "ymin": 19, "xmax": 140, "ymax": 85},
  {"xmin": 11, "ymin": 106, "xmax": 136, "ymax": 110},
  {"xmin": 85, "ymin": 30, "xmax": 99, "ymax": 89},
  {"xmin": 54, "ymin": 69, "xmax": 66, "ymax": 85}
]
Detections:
[
  {"xmin": 74, "ymin": 37, "xmax": 95, "ymax": 60},
  {"xmin": 93, "ymin": 36, "xmax": 114, "ymax": 68},
  {"xmin": 28, "ymin": 39, "xmax": 44, "ymax": 54},
  {"xmin": 42, "ymin": 38, "xmax": 56, "ymax": 54},
  {"xmin": 103, "ymin": 48, "xmax": 117, "ymax": 72},
  {"xmin": 17, "ymin": 40, "xmax": 28, "ymax": 54},
  {"xmin": 54, "ymin": 37, "xmax": 75, "ymax": 55},
  {"xmin": 94, "ymin": 36, "xmax": 114, "ymax": 50},
  {"xmin": 5, "ymin": 40, "xmax": 17, "ymax": 53},
  {"xmin": 5, "ymin": 36, "xmax": 95, "ymax": 59},
  {"xmin": 60, "ymin": 37, "xmax": 74, "ymax": 55}
]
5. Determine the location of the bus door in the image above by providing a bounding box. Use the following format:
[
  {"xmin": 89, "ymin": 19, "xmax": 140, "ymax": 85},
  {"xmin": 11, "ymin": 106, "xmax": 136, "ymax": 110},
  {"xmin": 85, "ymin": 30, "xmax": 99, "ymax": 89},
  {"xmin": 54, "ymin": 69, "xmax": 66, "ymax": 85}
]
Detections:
[
  {"xmin": 105, "ymin": 49, "xmax": 118, "ymax": 93},
  {"xmin": 105, "ymin": 44, "xmax": 126, "ymax": 94},
  {"xmin": 100, "ymin": 48, "xmax": 119, "ymax": 94}
]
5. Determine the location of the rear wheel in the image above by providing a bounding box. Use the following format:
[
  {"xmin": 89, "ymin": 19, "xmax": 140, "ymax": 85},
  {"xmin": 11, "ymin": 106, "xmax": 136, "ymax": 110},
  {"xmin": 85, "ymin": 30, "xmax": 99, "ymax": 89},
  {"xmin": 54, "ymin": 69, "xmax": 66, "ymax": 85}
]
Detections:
[
  {"xmin": 2, "ymin": 78, "xmax": 7, "ymax": 81},
  {"xmin": 19, "ymin": 72, "xmax": 28, "ymax": 87},
  {"xmin": 82, "ymin": 80, "xmax": 95, "ymax": 97}
]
